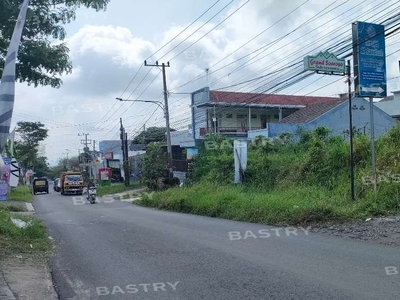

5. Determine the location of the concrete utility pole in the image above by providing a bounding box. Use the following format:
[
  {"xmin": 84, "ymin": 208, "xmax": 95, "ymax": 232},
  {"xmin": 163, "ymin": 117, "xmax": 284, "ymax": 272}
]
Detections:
[
  {"xmin": 124, "ymin": 132, "xmax": 130, "ymax": 186},
  {"xmin": 120, "ymin": 118, "xmax": 129, "ymax": 186},
  {"xmin": 144, "ymin": 60, "xmax": 173, "ymax": 178},
  {"xmin": 79, "ymin": 133, "xmax": 91, "ymax": 181},
  {"xmin": 369, "ymin": 96, "xmax": 377, "ymax": 194}
]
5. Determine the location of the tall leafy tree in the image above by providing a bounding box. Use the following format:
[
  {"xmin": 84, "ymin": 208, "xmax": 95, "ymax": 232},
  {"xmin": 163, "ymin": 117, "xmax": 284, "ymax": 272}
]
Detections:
[
  {"xmin": 141, "ymin": 142, "xmax": 168, "ymax": 189},
  {"xmin": 132, "ymin": 127, "xmax": 176, "ymax": 145},
  {"xmin": 14, "ymin": 121, "xmax": 48, "ymax": 178},
  {"xmin": 32, "ymin": 156, "xmax": 49, "ymax": 177},
  {"xmin": 0, "ymin": 0, "xmax": 110, "ymax": 88}
]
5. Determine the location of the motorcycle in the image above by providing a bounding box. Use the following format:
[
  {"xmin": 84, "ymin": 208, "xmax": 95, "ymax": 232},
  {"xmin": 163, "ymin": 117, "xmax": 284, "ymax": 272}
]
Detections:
[{"xmin": 87, "ymin": 186, "xmax": 97, "ymax": 204}]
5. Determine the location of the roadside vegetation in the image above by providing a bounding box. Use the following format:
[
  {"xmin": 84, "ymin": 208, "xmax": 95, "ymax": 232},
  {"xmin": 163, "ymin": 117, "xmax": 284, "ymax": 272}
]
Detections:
[
  {"xmin": 0, "ymin": 208, "xmax": 51, "ymax": 258},
  {"xmin": 137, "ymin": 125, "xmax": 400, "ymax": 225},
  {"xmin": 7, "ymin": 185, "xmax": 33, "ymax": 202},
  {"xmin": 97, "ymin": 182, "xmax": 143, "ymax": 197}
]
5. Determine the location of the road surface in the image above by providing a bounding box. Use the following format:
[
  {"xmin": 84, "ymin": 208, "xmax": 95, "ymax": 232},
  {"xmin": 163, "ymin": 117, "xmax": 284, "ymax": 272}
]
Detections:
[{"xmin": 33, "ymin": 188, "xmax": 400, "ymax": 300}]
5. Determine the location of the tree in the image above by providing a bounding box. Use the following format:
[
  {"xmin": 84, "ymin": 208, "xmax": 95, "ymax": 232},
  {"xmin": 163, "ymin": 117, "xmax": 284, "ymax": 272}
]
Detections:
[
  {"xmin": 14, "ymin": 121, "xmax": 48, "ymax": 180},
  {"xmin": 132, "ymin": 127, "xmax": 176, "ymax": 145},
  {"xmin": 32, "ymin": 156, "xmax": 49, "ymax": 177},
  {"xmin": 0, "ymin": 0, "xmax": 110, "ymax": 88},
  {"xmin": 141, "ymin": 142, "xmax": 168, "ymax": 189}
]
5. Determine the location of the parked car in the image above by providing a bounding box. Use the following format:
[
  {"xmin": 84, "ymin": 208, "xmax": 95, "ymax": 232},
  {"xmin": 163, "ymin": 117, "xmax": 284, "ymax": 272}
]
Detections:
[
  {"xmin": 33, "ymin": 178, "xmax": 49, "ymax": 195},
  {"xmin": 54, "ymin": 178, "xmax": 60, "ymax": 192}
]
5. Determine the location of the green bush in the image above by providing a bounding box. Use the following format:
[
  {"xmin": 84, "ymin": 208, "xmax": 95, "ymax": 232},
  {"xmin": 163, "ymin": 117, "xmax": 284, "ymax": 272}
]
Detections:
[{"xmin": 7, "ymin": 185, "xmax": 33, "ymax": 202}]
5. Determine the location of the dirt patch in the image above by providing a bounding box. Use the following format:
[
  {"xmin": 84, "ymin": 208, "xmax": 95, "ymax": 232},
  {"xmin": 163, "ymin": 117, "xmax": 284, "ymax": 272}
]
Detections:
[
  {"xmin": 311, "ymin": 215, "xmax": 400, "ymax": 247},
  {"xmin": 1, "ymin": 254, "xmax": 58, "ymax": 300}
]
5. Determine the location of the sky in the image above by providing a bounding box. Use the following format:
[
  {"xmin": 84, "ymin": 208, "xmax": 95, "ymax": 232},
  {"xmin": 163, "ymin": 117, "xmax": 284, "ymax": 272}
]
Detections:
[{"xmin": 8, "ymin": 0, "xmax": 400, "ymax": 166}]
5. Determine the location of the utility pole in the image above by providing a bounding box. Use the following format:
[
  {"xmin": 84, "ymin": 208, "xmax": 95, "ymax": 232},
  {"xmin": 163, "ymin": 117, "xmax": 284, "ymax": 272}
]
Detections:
[
  {"xmin": 144, "ymin": 60, "xmax": 173, "ymax": 178},
  {"xmin": 125, "ymin": 132, "xmax": 130, "ymax": 186},
  {"xmin": 347, "ymin": 60, "xmax": 355, "ymax": 201},
  {"xmin": 369, "ymin": 96, "xmax": 377, "ymax": 194},
  {"xmin": 120, "ymin": 118, "xmax": 129, "ymax": 186},
  {"xmin": 79, "ymin": 133, "xmax": 91, "ymax": 182},
  {"xmin": 143, "ymin": 123, "xmax": 146, "ymax": 144}
]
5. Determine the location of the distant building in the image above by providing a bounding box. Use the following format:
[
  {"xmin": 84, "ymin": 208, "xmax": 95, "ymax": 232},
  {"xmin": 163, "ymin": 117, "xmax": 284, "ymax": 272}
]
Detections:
[
  {"xmin": 249, "ymin": 97, "xmax": 396, "ymax": 140},
  {"xmin": 375, "ymin": 90, "xmax": 400, "ymax": 120}
]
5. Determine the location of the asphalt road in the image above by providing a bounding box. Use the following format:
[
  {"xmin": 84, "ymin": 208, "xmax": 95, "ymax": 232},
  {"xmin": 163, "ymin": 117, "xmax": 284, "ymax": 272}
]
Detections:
[{"xmin": 33, "ymin": 187, "xmax": 400, "ymax": 300}]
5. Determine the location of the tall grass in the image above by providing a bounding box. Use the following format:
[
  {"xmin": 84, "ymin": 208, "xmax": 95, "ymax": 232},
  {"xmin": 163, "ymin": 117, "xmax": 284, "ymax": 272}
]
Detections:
[
  {"xmin": 137, "ymin": 125, "xmax": 400, "ymax": 225},
  {"xmin": 0, "ymin": 208, "xmax": 51, "ymax": 258},
  {"xmin": 7, "ymin": 185, "xmax": 33, "ymax": 202}
]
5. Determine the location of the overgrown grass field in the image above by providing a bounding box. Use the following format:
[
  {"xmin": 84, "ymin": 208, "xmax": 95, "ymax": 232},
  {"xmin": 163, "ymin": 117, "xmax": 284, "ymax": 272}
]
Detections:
[{"xmin": 136, "ymin": 125, "xmax": 400, "ymax": 225}]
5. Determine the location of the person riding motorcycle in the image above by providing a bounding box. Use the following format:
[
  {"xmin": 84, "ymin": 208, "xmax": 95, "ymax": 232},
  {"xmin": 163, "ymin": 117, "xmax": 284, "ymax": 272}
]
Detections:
[{"xmin": 86, "ymin": 179, "xmax": 97, "ymax": 203}]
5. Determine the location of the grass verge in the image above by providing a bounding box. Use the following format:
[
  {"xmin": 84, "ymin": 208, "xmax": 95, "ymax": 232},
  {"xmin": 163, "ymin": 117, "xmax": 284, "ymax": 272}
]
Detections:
[
  {"xmin": 97, "ymin": 182, "xmax": 144, "ymax": 197},
  {"xmin": 135, "ymin": 182, "xmax": 400, "ymax": 226},
  {"xmin": 0, "ymin": 204, "xmax": 26, "ymax": 212},
  {"xmin": 7, "ymin": 185, "xmax": 33, "ymax": 202},
  {"xmin": 0, "ymin": 207, "xmax": 52, "ymax": 259}
]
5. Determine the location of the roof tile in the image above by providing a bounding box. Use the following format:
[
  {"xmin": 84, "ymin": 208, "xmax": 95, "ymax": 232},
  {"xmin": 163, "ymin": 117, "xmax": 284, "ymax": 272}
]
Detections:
[{"xmin": 210, "ymin": 90, "xmax": 340, "ymax": 106}]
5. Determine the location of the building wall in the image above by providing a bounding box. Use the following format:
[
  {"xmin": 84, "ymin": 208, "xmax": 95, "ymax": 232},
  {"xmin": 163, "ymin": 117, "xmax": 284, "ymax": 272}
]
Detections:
[
  {"xmin": 312, "ymin": 97, "xmax": 396, "ymax": 138},
  {"xmin": 206, "ymin": 108, "xmax": 289, "ymax": 131},
  {"xmin": 248, "ymin": 123, "xmax": 313, "ymax": 139},
  {"xmin": 248, "ymin": 98, "xmax": 396, "ymax": 140},
  {"xmin": 375, "ymin": 91, "xmax": 400, "ymax": 119},
  {"xmin": 99, "ymin": 140, "xmax": 132, "ymax": 156},
  {"xmin": 170, "ymin": 130, "xmax": 195, "ymax": 147}
]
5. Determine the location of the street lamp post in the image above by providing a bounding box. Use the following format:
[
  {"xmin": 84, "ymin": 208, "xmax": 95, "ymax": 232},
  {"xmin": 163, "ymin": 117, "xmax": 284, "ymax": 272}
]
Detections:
[{"xmin": 116, "ymin": 97, "xmax": 173, "ymax": 177}]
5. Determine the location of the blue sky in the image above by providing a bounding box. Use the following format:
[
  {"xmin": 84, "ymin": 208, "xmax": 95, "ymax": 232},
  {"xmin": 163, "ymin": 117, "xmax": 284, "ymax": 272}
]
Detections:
[{"xmin": 7, "ymin": 0, "xmax": 400, "ymax": 165}]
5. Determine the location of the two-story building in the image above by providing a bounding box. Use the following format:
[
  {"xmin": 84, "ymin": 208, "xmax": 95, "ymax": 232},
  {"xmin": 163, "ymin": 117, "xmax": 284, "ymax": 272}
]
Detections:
[{"xmin": 190, "ymin": 87, "xmax": 341, "ymax": 143}]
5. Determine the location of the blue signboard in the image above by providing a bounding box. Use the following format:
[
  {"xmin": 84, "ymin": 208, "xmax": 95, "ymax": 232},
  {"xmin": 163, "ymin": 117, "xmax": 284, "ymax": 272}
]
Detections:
[{"xmin": 352, "ymin": 21, "xmax": 387, "ymax": 98}]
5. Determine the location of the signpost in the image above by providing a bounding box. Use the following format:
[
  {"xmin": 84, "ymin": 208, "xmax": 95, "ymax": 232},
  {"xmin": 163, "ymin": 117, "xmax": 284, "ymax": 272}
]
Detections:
[
  {"xmin": 352, "ymin": 21, "xmax": 387, "ymax": 194},
  {"xmin": 303, "ymin": 50, "xmax": 354, "ymax": 200},
  {"xmin": 352, "ymin": 21, "xmax": 387, "ymax": 98},
  {"xmin": 304, "ymin": 51, "xmax": 345, "ymax": 74}
]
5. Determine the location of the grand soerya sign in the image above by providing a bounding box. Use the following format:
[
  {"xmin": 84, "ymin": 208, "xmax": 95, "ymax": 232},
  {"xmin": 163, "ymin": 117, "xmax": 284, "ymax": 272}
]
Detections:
[{"xmin": 304, "ymin": 51, "xmax": 345, "ymax": 74}]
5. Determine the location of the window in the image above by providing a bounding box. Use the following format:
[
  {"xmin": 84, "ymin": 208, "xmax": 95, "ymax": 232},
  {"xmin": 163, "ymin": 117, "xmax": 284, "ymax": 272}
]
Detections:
[
  {"xmin": 251, "ymin": 114, "xmax": 257, "ymax": 119},
  {"xmin": 274, "ymin": 114, "xmax": 279, "ymax": 119},
  {"xmin": 226, "ymin": 113, "xmax": 233, "ymax": 118},
  {"xmin": 237, "ymin": 114, "xmax": 247, "ymax": 118},
  {"xmin": 66, "ymin": 175, "xmax": 82, "ymax": 181}
]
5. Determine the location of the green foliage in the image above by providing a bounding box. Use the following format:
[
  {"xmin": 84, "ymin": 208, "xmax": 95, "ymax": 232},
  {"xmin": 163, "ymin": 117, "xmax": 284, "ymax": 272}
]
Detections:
[
  {"xmin": 0, "ymin": 0, "xmax": 110, "ymax": 88},
  {"xmin": 32, "ymin": 156, "xmax": 49, "ymax": 178},
  {"xmin": 47, "ymin": 156, "xmax": 82, "ymax": 180},
  {"xmin": 0, "ymin": 208, "xmax": 51, "ymax": 258},
  {"xmin": 8, "ymin": 185, "xmax": 33, "ymax": 202},
  {"xmin": 138, "ymin": 125, "xmax": 400, "ymax": 224},
  {"xmin": 187, "ymin": 134, "xmax": 234, "ymax": 185},
  {"xmin": 141, "ymin": 142, "xmax": 168, "ymax": 189},
  {"xmin": 132, "ymin": 127, "xmax": 176, "ymax": 145},
  {"xmin": 12, "ymin": 122, "xmax": 49, "ymax": 178}
]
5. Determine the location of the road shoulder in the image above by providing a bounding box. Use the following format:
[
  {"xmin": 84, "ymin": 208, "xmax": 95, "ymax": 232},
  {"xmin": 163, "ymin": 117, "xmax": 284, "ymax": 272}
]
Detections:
[{"xmin": 1, "ymin": 254, "xmax": 58, "ymax": 300}]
